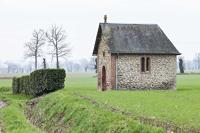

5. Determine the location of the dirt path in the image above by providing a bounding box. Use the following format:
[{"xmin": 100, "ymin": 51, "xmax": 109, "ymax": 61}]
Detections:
[
  {"xmin": 0, "ymin": 126, "xmax": 3, "ymax": 133},
  {"xmin": 0, "ymin": 100, "xmax": 6, "ymax": 133},
  {"xmin": 0, "ymin": 101, "xmax": 6, "ymax": 109}
]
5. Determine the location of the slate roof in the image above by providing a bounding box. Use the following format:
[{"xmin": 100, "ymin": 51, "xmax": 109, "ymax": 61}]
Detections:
[{"xmin": 92, "ymin": 23, "xmax": 181, "ymax": 55}]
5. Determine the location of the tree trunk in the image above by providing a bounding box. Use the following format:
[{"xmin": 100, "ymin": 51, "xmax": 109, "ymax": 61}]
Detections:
[
  {"xmin": 56, "ymin": 56, "xmax": 59, "ymax": 68},
  {"xmin": 56, "ymin": 46, "xmax": 59, "ymax": 69},
  {"xmin": 35, "ymin": 45, "xmax": 38, "ymax": 70},
  {"xmin": 35, "ymin": 55, "xmax": 37, "ymax": 70}
]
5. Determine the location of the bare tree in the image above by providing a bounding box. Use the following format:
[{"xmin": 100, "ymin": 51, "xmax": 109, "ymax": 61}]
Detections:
[
  {"xmin": 24, "ymin": 29, "xmax": 45, "ymax": 70},
  {"xmin": 88, "ymin": 57, "xmax": 97, "ymax": 72},
  {"xmin": 4, "ymin": 62, "xmax": 17, "ymax": 73},
  {"xmin": 80, "ymin": 59, "xmax": 89, "ymax": 72},
  {"xmin": 195, "ymin": 53, "xmax": 200, "ymax": 69},
  {"xmin": 185, "ymin": 60, "xmax": 192, "ymax": 71},
  {"xmin": 46, "ymin": 25, "xmax": 71, "ymax": 69},
  {"xmin": 65, "ymin": 61, "xmax": 74, "ymax": 72},
  {"xmin": 73, "ymin": 63, "xmax": 80, "ymax": 72}
]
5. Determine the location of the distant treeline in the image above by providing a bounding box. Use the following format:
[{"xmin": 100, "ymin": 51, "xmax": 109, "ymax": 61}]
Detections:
[
  {"xmin": 177, "ymin": 53, "xmax": 200, "ymax": 73},
  {"xmin": 0, "ymin": 57, "xmax": 96, "ymax": 74}
]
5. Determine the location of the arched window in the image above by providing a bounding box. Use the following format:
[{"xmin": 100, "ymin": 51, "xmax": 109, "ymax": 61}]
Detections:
[
  {"xmin": 141, "ymin": 57, "xmax": 151, "ymax": 72},
  {"xmin": 146, "ymin": 57, "xmax": 150, "ymax": 71},
  {"xmin": 103, "ymin": 51, "xmax": 105, "ymax": 57},
  {"xmin": 141, "ymin": 57, "xmax": 145, "ymax": 72}
]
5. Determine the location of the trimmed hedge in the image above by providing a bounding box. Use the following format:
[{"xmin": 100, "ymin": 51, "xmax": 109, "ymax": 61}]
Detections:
[
  {"xmin": 21, "ymin": 75, "xmax": 31, "ymax": 95},
  {"xmin": 12, "ymin": 69, "xmax": 66, "ymax": 97},
  {"xmin": 30, "ymin": 69, "xmax": 66, "ymax": 96},
  {"xmin": 12, "ymin": 77, "xmax": 20, "ymax": 94}
]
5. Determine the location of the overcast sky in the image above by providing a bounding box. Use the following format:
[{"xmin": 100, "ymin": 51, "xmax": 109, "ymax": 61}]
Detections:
[{"xmin": 0, "ymin": 0, "xmax": 200, "ymax": 63}]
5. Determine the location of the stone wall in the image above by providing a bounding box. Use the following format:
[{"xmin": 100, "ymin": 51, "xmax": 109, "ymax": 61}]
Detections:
[
  {"xmin": 111, "ymin": 55, "xmax": 116, "ymax": 89},
  {"xmin": 116, "ymin": 55, "xmax": 177, "ymax": 90},
  {"xmin": 97, "ymin": 37, "xmax": 112, "ymax": 91}
]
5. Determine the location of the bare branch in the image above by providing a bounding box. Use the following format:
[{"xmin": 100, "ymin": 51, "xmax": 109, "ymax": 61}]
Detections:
[
  {"xmin": 46, "ymin": 25, "xmax": 71, "ymax": 68},
  {"xmin": 24, "ymin": 29, "xmax": 45, "ymax": 70}
]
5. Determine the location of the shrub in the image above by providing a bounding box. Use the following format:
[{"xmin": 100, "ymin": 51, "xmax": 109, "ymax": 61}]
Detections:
[
  {"xmin": 12, "ymin": 69, "xmax": 66, "ymax": 97},
  {"xmin": 0, "ymin": 87, "xmax": 11, "ymax": 92},
  {"xmin": 19, "ymin": 77, "xmax": 24, "ymax": 93},
  {"xmin": 30, "ymin": 69, "xmax": 66, "ymax": 97},
  {"xmin": 12, "ymin": 77, "xmax": 20, "ymax": 94},
  {"xmin": 20, "ymin": 75, "xmax": 31, "ymax": 95}
]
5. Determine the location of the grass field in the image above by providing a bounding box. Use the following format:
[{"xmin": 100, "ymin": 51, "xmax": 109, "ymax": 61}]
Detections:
[
  {"xmin": 69, "ymin": 74, "xmax": 200, "ymax": 129},
  {"xmin": 0, "ymin": 79, "xmax": 12, "ymax": 88},
  {"xmin": 0, "ymin": 73, "xmax": 200, "ymax": 132}
]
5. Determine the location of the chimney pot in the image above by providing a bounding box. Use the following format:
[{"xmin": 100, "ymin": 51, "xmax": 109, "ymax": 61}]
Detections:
[{"xmin": 104, "ymin": 15, "xmax": 107, "ymax": 23}]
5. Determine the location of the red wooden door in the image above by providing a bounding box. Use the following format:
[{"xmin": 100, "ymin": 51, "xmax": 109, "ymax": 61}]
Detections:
[{"xmin": 102, "ymin": 66, "xmax": 106, "ymax": 91}]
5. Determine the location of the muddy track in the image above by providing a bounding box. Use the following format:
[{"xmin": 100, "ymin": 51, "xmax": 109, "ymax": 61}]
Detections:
[
  {"xmin": 0, "ymin": 125, "xmax": 3, "ymax": 133},
  {"xmin": 0, "ymin": 101, "xmax": 6, "ymax": 109},
  {"xmin": 73, "ymin": 93, "xmax": 200, "ymax": 133},
  {"xmin": 0, "ymin": 100, "xmax": 6, "ymax": 133},
  {"xmin": 0, "ymin": 128, "xmax": 2, "ymax": 133}
]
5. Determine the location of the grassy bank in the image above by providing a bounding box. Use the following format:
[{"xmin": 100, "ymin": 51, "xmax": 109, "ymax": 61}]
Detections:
[
  {"xmin": 26, "ymin": 90, "xmax": 164, "ymax": 133},
  {"xmin": 0, "ymin": 73, "xmax": 200, "ymax": 132},
  {"xmin": 0, "ymin": 84, "xmax": 43, "ymax": 133}
]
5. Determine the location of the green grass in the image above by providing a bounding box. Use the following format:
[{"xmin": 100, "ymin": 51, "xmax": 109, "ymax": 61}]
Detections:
[
  {"xmin": 0, "ymin": 79, "xmax": 12, "ymax": 88},
  {"xmin": 0, "ymin": 81, "xmax": 43, "ymax": 133},
  {"xmin": 0, "ymin": 73, "xmax": 200, "ymax": 132},
  {"xmin": 27, "ymin": 90, "xmax": 163, "ymax": 133},
  {"xmin": 65, "ymin": 74, "xmax": 200, "ymax": 129}
]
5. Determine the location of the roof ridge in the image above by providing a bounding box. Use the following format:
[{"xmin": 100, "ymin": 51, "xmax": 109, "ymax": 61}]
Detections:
[{"xmin": 99, "ymin": 23, "xmax": 158, "ymax": 25}]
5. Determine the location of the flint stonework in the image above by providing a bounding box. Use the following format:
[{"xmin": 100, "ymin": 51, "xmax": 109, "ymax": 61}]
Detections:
[{"xmin": 116, "ymin": 55, "xmax": 176, "ymax": 90}]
